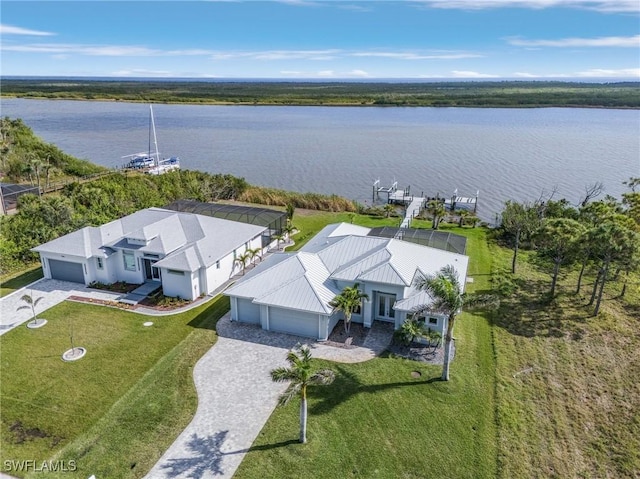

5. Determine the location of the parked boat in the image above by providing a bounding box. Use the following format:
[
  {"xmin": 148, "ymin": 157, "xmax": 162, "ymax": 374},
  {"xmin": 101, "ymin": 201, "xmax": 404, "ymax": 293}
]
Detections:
[{"xmin": 121, "ymin": 105, "xmax": 180, "ymax": 174}]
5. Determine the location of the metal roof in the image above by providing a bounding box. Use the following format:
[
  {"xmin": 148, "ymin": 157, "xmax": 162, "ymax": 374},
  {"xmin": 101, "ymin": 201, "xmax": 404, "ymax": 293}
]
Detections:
[
  {"xmin": 33, "ymin": 207, "xmax": 266, "ymax": 271},
  {"xmin": 226, "ymin": 222, "xmax": 470, "ymax": 316}
]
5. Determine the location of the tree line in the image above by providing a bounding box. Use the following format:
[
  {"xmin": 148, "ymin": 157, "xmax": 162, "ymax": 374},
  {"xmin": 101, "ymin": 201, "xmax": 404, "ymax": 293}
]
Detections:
[
  {"xmin": 498, "ymin": 179, "xmax": 640, "ymax": 316},
  {"xmin": 3, "ymin": 79, "xmax": 639, "ymax": 108}
]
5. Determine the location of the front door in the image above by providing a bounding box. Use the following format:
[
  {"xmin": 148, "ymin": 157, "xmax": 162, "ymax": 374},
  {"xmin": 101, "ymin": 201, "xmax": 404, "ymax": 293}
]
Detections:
[
  {"xmin": 376, "ymin": 293, "xmax": 396, "ymax": 322},
  {"xmin": 144, "ymin": 259, "xmax": 161, "ymax": 281}
]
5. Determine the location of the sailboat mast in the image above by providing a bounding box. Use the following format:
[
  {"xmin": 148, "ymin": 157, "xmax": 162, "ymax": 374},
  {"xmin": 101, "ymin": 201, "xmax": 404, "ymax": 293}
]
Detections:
[{"xmin": 149, "ymin": 105, "xmax": 160, "ymax": 167}]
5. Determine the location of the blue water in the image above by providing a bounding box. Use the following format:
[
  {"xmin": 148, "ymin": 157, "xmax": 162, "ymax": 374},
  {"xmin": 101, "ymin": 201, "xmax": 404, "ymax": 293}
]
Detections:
[{"xmin": 1, "ymin": 98, "xmax": 638, "ymax": 222}]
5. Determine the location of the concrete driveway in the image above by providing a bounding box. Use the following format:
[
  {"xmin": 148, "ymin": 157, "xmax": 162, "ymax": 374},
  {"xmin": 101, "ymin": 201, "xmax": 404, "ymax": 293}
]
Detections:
[{"xmin": 0, "ymin": 279, "xmax": 122, "ymax": 336}]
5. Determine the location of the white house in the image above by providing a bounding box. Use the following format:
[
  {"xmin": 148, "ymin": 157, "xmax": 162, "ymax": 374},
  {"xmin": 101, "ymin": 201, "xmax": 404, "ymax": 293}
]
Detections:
[
  {"xmin": 224, "ymin": 223, "xmax": 470, "ymax": 340},
  {"xmin": 32, "ymin": 207, "xmax": 267, "ymax": 301}
]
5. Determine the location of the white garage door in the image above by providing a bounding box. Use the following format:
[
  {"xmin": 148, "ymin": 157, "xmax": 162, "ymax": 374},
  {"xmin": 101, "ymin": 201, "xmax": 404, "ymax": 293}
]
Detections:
[
  {"xmin": 236, "ymin": 298, "xmax": 261, "ymax": 324},
  {"xmin": 269, "ymin": 308, "xmax": 319, "ymax": 339},
  {"xmin": 48, "ymin": 259, "xmax": 85, "ymax": 284}
]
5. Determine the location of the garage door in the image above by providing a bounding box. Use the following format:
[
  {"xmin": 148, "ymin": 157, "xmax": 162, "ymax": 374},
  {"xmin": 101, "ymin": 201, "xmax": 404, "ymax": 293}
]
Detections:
[
  {"xmin": 48, "ymin": 259, "xmax": 85, "ymax": 283},
  {"xmin": 269, "ymin": 308, "xmax": 319, "ymax": 339},
  {"xmin": 237, "ymin": 298, "xmax": 261, "ymax": 324}
]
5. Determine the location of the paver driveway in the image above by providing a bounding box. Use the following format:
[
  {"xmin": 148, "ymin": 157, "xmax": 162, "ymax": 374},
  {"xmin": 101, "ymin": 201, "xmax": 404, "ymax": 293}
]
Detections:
[{"xmin": 144, "ymin": 315, "xmax": 391, "ymax": 479}]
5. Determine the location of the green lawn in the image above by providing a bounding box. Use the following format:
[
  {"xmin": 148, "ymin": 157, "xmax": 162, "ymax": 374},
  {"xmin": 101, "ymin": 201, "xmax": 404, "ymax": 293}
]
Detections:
[
  {"xmin": 236, "ymin": 225, "xmax": 497, "ymax": 479},
  {"xmin": 0, "ymin": 295, "xmax": 229, "ymax": 478},
  {"xmin": 0, "ymin": 265, "xmax": 43, "ymax": 297}
]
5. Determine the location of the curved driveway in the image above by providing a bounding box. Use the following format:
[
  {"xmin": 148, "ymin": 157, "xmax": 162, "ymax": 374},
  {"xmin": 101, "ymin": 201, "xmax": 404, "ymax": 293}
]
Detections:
[{"xmin": 144, "ymin": 315, "xmax": 390, "ymax": 479}]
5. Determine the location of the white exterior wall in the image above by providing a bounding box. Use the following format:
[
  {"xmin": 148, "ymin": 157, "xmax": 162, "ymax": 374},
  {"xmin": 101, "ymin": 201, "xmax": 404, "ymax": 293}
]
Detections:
[
  {"xmin": 161, "ymin": 268, "xmax": 195, "ymax": 300},
  {"xmin": 88, "ymin": 256, "xmax": 117, "ymax": 285},
  {"xmin": 205, "ymin": 250, "xmax": 236, "ymax": 294},
  {"xmin": 114, "ymin": 249, "xmax": 145, "ymax": 284},
  {"xmin": 39, "ymin": 253, "xmax": 89, "ymax": 284}
]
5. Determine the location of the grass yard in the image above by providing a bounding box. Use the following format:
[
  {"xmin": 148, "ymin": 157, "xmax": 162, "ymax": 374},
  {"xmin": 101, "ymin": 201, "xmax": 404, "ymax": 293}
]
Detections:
[
  {"xmin": 235, "ymin": 224, "xmax": 497, "ymax": 479},
  {"xmin": 0, "ymin": 265, "xmax": 43, "ymax": 297},
  {"xmin": 0, "ymin": 295, "xmax": 229, "ymax": 478},
  {"xmin": 490, "ymin": 242, "xmax": 640, "ymax": 478}
]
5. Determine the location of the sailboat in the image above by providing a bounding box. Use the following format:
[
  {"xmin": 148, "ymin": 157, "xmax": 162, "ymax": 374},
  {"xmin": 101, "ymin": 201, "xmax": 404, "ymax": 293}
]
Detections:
[{"xmin": 122, "ymin": 105, "xmax": 180, "ymax": 174}]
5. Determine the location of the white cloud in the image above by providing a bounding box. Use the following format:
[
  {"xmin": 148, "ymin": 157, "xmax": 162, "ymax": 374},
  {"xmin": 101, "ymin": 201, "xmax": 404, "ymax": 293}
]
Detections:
[
  {"xmin": 575, "ymin": 68, "xmax": 640, "ymax": 77},
  {"xmin": 451, "ymin": 70, "xmax": 500, "ymax": 78},
  {"xmin": 111, "ymin": 69, "xmax": 175, "ymax": 77},
  {"xmin": 414, "ymin": 0, "xmax": 640, "ymax": 13},
  {"xmin": 513, "ymin": 68, "xmax": 639, "ymax": 78},
  {"xmin": 507, "ymin": 35, "xmax": 640, "ymax": 47},
  {"xmin": 350, "ymin": 51, "xmax": 483, "ymax": 60},
  {"xmin": 0, "ymin": 24, "xmax": 55, "ymax": 36},
  {"xmin": 347, "ymin": 69, "xmax": 370, "ymax": 77}
]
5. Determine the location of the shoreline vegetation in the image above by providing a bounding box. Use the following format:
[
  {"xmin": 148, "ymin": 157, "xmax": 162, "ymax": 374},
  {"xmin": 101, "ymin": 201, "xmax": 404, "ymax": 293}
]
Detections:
[{"xmin": 2, "ymin": 79, "xmax": 640, "ymax": 108}]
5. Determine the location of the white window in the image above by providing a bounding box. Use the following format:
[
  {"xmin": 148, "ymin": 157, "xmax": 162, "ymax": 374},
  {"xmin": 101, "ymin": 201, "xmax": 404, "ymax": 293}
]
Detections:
[
  {"xmin": 96, "ymin": 257, "xmax": 103, "ymax": 270},
  {"xmin": 123, "ymin": 251, "xmax": 136, "ymax": 271},
  {"xmin": 428, "ymin": 317, "xmax": 438, "ymax": 325}
]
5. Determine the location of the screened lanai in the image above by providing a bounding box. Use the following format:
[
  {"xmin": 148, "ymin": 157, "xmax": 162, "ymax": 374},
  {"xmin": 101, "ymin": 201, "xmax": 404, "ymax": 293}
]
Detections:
[
  {"xmin": 368, "ymin": 226, "xmax": 467, "ymax": 255},
  {"xmin": 164, "ymin": 199, "xmax": 287, "ymax": 247}
]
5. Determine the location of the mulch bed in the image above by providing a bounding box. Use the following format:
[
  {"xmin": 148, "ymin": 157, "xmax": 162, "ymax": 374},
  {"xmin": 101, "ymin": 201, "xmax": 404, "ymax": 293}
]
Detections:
[
  {"xmin": 387, "ymin": 339, "xmax": 449, "ymax": 365},
  {"xmin": 67, "ymin": 295, "xmax": 193, "ymax": 312},
  {"xmin": 325, "ymin": 321, "xmax": 369, "ymax": 349}
]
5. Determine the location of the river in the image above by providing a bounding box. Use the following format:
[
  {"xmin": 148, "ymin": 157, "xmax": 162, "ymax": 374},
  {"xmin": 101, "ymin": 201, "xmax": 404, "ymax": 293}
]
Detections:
[{"xmin": 1, "ymin": 98, "xmax": 638, "ymax": 222}]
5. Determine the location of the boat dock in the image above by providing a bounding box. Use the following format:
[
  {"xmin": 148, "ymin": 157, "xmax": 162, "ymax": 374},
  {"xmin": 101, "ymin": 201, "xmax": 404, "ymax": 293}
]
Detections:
[{"xmin": 372, "ymin": 180, "xmax": 478, "ymax": 231}]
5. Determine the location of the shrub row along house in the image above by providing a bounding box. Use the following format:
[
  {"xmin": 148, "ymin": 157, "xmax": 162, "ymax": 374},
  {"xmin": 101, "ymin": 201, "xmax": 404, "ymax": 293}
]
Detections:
[
  {"xmin": 32, "ymin": 207, "xmax": 270, "ymax": 301},
  {"xmin": 224, "ymin": 223, "xmax": 469, "ymax": 340}
]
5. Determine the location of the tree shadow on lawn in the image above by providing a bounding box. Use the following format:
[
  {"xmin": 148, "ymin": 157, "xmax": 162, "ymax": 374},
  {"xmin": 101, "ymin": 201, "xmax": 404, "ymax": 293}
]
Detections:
[
  {"xmin": 309, "ymin": 364, "xmax": 437, "ymax": 416},
  {"xmin": 492, "ymin": 276, "xmax": 592, "ymax": 340}
]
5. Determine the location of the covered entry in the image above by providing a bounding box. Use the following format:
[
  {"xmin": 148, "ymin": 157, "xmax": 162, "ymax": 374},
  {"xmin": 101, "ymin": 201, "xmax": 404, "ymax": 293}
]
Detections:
[{"xmin": 48, "ymin": 259, "xmax": 85, "ymax": 283}]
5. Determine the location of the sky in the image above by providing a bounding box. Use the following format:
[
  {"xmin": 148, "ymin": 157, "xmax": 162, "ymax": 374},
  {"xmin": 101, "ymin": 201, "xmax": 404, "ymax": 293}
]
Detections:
[{"xmin": 1, "ymin": 0, "xmax": 639, "ymax": 80}]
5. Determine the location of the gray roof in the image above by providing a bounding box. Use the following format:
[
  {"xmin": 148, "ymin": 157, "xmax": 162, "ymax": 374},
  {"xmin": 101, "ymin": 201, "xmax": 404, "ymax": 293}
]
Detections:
[
  {"xmin": 33, "ymin": 207, "xmax": 266, "ymax": 271},
  {"xmin": 226, "ymin": 222, "xmax": 469, "ymax": 314}
]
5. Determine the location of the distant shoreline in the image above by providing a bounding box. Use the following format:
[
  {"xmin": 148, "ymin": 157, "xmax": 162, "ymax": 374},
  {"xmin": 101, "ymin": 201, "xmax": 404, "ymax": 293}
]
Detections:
[{"xmin": 2, "ymin": 78, "xmax": 638, "ymax": 109}]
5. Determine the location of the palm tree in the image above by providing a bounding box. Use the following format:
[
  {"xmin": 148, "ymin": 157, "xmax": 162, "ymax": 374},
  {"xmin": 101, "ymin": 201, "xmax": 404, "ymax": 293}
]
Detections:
[
  {"xmin": 16, "ymin": 290, "xmax": 47, "ymax": 328},
  {"xmin": 413, "ymin": 265, "xmax": 496, "ymax": 381},
  {"xmin": 329, "ymin": 283, "xmax": 369, "ymax": 334},
  {"xmin": 234, "ymin": 251, "xmax": 252, "ymax": 275},
  {"xmin": 270, "ymin": 344, "xmax": 335, "ymax": 444},
  {"xmin": 272, "ymin": 234, "xmax": 285, "ymax": 251},
  {"xmin": 248, "ymin": 247, "xmax": 262, "ymax": 264},
  {"xmin": 383, "ymin": 203, "xmax": 396, "ymax": 218},
  {"xmin": 426, "ymin": 199, "xmax": 446, "ymax": 229}
]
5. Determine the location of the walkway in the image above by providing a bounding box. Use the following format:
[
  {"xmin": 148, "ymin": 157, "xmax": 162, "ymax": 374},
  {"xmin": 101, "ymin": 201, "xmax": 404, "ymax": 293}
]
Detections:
[
  {"xmin": 0, "ymin": 279, "xmax": 123, "ymax": 336},
  {"xmin": 400, "ymin": 196, "xmax": 424, "ymax": 229},
  {"xmin": 143, "ymin": 314, "xmax": 393, "ymax": 479}
]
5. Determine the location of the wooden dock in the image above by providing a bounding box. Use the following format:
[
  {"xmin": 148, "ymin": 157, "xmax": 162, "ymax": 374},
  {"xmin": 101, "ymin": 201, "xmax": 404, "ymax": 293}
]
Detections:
[{"xmin": 372, "ymin": 181, "xmax": 478, "ymax": 234}]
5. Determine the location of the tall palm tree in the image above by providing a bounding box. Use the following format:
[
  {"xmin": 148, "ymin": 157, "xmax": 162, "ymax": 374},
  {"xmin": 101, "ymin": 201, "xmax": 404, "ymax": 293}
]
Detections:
[
  {"xmin": 413, "ymin": 265, "xmax": 496, "ymax": 381},
  {"xmin": 16, "ymin": 290, "xmax": 47, "ymax": 328},
  {"xmin": 271, "ymin": 344, "xmax": 335, "ymax": 444},
  {"xmin": 329, "ymin": 283, "xmax": 369, "ymax": 334}
]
